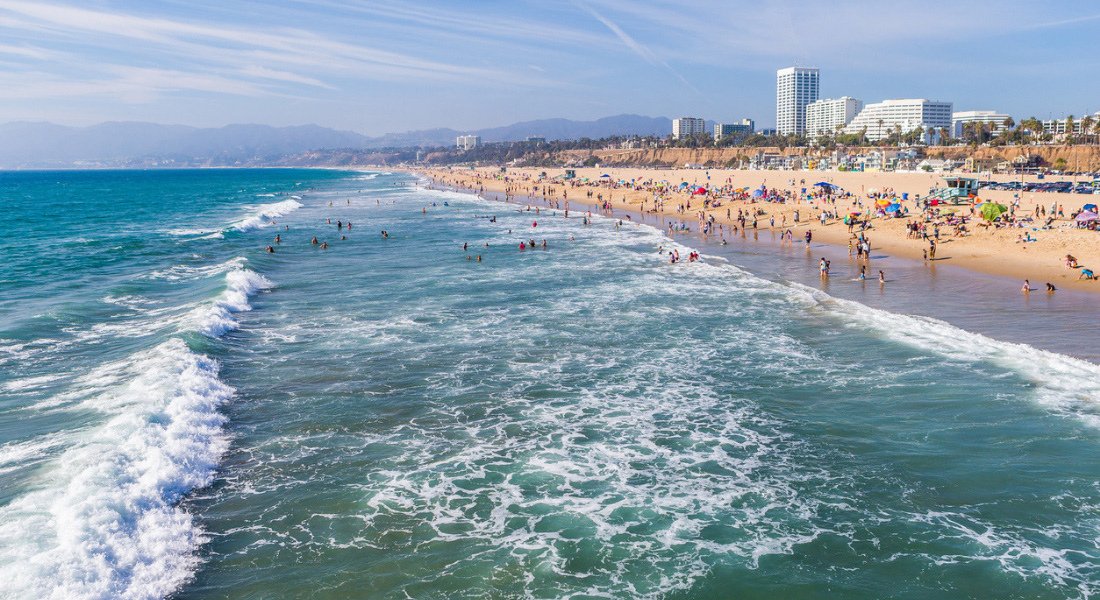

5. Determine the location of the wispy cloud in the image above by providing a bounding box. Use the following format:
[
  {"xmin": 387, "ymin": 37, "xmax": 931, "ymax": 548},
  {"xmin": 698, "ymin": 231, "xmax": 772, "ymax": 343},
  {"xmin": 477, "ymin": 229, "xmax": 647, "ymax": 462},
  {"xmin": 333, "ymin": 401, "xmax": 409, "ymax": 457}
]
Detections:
[
  {"xmin": 573, "ymin": 1, "xmax": 660, "ymax": 66},
  {"xmin": 0, "ymin": 0, "xmax": 541, "ymax": 105},
  {"xmin": 573, "ymin": 1, "xmax": 702, "ymax": 94}
]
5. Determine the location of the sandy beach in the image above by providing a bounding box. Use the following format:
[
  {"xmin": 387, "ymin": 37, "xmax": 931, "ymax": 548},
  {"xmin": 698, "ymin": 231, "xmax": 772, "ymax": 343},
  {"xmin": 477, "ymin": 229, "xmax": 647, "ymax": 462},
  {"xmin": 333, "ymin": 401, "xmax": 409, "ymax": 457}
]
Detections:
[{"xmin": 416, "ymin": 166, "xmax": 1100, "ymax": 293}]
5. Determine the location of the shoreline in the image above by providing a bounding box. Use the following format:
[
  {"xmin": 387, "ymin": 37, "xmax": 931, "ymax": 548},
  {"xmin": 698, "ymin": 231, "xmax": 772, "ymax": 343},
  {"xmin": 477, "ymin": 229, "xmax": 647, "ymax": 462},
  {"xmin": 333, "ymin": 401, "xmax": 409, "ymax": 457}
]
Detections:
[
  {"xmin": 410, "ymin": 166, "xmax": 1100, "ymax": 294},
  {"xmin": 406, "ymin": 168, "xmax": 1100, "ymax": 362}
]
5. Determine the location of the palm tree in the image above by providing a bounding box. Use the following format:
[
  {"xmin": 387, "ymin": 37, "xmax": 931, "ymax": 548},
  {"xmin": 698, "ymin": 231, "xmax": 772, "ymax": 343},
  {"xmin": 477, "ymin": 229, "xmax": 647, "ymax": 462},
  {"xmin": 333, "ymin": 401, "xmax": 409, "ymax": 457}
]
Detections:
[
  {"xmin": 1020, "ymin": 117, "xmax": 1043, "ymax": 144},
  {"xmin": 1080, "ymin": 115, "xmax": 1094, "ymax": 145},
  {"xmin": 1065, "ymin": 115, "xmax": 1076, "ymax": 143},
  {"xmin": 1001, "ymin": 117, "xmax": 1015, "ymax": 143}
]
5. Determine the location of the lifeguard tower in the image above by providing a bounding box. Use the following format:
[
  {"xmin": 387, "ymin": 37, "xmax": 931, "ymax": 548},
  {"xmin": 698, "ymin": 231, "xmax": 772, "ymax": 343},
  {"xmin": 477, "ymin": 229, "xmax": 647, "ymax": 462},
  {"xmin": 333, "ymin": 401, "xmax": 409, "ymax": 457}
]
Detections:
[{"xmin": 925, "ymin": 177, "xmax": 980, "ymax": 204}]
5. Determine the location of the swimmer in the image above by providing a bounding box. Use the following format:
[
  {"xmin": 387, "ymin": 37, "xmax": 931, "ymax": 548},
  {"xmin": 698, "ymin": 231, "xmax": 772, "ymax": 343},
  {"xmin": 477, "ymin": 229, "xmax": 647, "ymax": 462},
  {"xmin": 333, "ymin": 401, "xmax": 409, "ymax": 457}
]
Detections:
[
  {"xmin": 274, "ymin": 234, "xmax": 281, "ymax": 244},
  {"xmin": 477, "ymin": 255, "xmax": 482, "ymax": 262},
  {"xmin": 1021, "ymin": 279, "xmax": 1031, "ymax": 293},
  {"xmin": 311, "ymin": 236, "xmax": 318, "ymax": 245},
  {"xmin": 878, "ymin": 270, "xmax": 885, "ymax": 283},
  {"xmin": 463, "ymin": 242, "xmax": 468, "ymax": 251},
  {"xmin": 265, "ymin": 245, "xmax": 275, "ymax": 253},
  {"xmin": 1046, "ymin": 282, "xmax": 1056, "ymax": 293},
  {"xmin": 320, "ymin": 241, "xmax": 328, "ymax": 249}
]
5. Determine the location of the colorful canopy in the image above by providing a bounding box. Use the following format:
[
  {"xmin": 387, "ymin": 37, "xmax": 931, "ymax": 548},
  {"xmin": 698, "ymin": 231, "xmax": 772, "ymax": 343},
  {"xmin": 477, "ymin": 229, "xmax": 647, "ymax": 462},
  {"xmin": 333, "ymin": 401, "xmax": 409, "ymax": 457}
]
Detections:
[{"xmin": 1076, "ymin": 210, "xmax": 1099, "ymax": 222}]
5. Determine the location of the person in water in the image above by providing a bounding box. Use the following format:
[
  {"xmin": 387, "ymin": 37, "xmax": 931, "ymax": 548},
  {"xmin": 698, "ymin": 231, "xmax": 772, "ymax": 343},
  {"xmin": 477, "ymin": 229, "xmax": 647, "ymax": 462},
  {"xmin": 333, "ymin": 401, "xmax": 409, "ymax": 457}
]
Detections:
[
  {"xmin": 1021, "ymin": 279, "xmax": 1031, "ymax": 293},
  {"xmin": 878, "ymin": 270, "xmax": 885, "ymax": 283},
  {"xmin": 1046, "ymin": 282, "xmax": 1056, "ymax": 293},
  {"xmin": 311, "ymin": 236, "xmax": 318, "ymax": 245}
]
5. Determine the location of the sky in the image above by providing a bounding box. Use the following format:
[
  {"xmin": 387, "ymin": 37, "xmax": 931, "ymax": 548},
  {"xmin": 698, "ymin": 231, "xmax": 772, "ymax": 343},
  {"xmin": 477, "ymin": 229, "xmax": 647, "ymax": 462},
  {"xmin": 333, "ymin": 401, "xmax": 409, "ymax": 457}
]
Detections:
[{"xmin": 0, "ymin": 0, "xmax": 1098, "ymax": 135}]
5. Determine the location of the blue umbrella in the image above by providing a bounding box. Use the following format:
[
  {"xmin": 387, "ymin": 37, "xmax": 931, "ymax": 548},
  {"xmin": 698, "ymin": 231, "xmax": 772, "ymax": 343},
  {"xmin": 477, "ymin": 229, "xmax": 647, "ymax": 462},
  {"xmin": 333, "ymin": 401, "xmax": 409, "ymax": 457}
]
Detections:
[
  {"xmin": 751, "ymin": 189, "xmax": 764, "ymax": 198},
  {"xmin": 599, "ymin": 174, "xmax": 611, "ymax": 178},
  {"xmin": 885, "ymin": 203, "xmax": 901, "ymax": 213},
  {"xmin": 1084, "ymin": 203, "xmax": 1098, "ymax": 212}
]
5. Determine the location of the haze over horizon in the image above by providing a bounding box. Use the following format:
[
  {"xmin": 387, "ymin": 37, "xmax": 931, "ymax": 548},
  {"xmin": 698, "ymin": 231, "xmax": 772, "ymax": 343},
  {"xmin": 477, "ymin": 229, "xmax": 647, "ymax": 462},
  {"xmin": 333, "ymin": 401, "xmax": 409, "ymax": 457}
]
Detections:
[{"xmin": 1, "ymin": 0, "xmax": 1099, "ymax": 135}]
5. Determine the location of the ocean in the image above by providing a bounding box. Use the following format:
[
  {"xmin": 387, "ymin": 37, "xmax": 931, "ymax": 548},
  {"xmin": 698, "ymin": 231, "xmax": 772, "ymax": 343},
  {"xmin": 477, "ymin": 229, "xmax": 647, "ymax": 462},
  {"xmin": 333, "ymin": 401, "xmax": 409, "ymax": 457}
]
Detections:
[{"xmin": 1, "ymin": 169, "xmax": 1098, "ymax": 599}]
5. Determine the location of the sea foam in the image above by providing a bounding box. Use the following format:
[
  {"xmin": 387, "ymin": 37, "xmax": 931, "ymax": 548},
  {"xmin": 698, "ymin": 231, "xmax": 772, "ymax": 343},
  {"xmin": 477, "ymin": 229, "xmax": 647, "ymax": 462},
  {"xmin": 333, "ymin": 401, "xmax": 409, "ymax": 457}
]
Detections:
[
  {"xmin": 229, "ymin": 198, "xmax": 302, "ymax": 232},
  {"xmin": 0, "ymin": 259, "xmax": 271, "ymax": 598},
  {"xmin": 187, "ymin": 267, "xmax": 272, "ymax": 337},
  {"xmin": 0, "ymin": 339, "xmax": 234, "ymax": 600}
]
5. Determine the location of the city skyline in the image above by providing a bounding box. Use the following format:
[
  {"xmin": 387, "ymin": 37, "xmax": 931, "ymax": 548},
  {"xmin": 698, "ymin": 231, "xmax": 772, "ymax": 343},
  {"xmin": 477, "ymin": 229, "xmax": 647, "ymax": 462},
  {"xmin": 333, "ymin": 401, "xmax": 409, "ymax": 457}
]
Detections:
[{"xmin": 1, "ymin": 1, "xmax": 1099, "ymax": 135}]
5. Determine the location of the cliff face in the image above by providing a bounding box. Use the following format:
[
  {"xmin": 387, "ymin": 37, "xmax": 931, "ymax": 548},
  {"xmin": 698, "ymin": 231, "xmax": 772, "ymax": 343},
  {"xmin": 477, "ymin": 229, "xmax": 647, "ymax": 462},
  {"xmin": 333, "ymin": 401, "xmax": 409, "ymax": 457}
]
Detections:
[{"xmin": 553, "ymin": 145, "xmax": 1100, "ymax": 171}]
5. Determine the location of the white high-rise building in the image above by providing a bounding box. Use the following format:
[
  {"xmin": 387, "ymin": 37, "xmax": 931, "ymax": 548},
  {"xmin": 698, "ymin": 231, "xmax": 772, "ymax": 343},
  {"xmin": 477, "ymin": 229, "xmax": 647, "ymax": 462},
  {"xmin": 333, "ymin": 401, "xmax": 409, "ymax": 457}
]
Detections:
[
  {"xmin": 952, "ymin": 111, "xmax": 1011, "ymax": 138},
  {"xmin": 456, "ymin": 135, "xmax": 481, "ymax": 150},
  {"xmin": 844, "ymin": 99, "xmax": 953, "ymax": 143},
  {"xmin": 805, "ymin": 97, "xmax": 863, "ymax": 141},
  {"xmin": 776, "ymin": 67, "xmax": 819, "ymax": 136},
  {"xmin": 672, "ymin": 117, "xmax": 706, "ymax": 139}
]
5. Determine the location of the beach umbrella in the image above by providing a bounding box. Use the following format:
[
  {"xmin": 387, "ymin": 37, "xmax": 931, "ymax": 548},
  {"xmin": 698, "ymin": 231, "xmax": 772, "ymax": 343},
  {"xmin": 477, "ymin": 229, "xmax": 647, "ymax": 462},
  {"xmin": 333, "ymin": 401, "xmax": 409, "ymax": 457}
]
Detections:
[
  {"xmin": 751, "ymin": 189, "xmax": 764, "ymax": 198},
  {"xmin": 600, "ymin": 174, "xmax": 611, "ymax": 178},
  {"xmin": 876, "ymin": 198, "xmax": 891, "ymax": 207},
  {"xmin": 980, "ymin": 202, "xmax": 1008, "ymax": 222},
  {"xmin": 1076, "ymin": 210, "xmax": 1099, "ymax": 222},
  {"xmin": 885, "ymin": 203, "xmax": 901, "ymax": 213},
  {"xmin": 1083, "ymin": 203, "xmax": 1097, "ymax": 212},
  {"xmin": 693, "ymin": 186, "xmax": 708, "ymax": 195}
]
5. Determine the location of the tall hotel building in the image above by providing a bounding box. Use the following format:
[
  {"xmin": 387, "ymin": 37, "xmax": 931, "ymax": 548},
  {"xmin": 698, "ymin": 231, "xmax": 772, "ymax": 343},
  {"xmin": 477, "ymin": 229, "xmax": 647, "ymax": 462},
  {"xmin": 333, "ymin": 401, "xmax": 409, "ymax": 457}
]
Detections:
[
  {"xmin": 776, "ymin": 67, "xmax": 819, "ymax": 136},
  {"xmin": 672, "ymin": 117, "xmax": 707, "ymax": 139},
  {"xmin": 805, "ymin": 97, "xmax": 863, "ymax": 141}
]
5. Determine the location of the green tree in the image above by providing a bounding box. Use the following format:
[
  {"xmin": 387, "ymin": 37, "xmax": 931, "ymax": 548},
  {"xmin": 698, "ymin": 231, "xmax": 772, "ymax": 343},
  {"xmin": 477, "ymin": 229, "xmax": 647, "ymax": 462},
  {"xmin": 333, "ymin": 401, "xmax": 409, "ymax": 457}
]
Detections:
[{"xmin": 1080, "ymin": 115, "xmax": 1094, "ymax": 145}]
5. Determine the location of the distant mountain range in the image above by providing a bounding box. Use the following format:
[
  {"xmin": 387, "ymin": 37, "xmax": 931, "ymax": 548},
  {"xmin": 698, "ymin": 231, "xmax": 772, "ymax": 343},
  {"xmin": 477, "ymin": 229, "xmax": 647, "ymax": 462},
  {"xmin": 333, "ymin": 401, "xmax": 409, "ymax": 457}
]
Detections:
[{"xmin": 0, "ymin": 114, "xmax": 677, "ymax": 168}]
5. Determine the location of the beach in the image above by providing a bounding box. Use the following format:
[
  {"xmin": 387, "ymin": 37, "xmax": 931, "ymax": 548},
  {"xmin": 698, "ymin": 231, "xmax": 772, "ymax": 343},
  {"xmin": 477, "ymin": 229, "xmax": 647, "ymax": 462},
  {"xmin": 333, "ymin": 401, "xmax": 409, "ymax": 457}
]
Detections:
[
  {"xmin": 419, "ymin": 166, "xmax": 1100, "ymax": 292},
  {"xmin": 3, "ymin": 169, "xmax": 1100, "ymax": 599}
]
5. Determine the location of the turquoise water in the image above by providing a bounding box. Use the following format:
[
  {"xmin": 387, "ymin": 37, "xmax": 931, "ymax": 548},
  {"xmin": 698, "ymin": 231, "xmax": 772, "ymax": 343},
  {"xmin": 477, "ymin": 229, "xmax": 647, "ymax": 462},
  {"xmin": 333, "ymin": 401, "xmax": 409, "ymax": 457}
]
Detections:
[{"xmin": 1, "ymin": 170, "xmax": 1099, "ymax": 599}]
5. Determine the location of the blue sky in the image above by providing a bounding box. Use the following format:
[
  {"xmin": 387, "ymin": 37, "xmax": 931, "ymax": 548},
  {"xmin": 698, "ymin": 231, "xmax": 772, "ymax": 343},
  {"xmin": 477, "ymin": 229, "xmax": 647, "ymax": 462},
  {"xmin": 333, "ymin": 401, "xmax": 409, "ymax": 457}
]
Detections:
[{"xmin": 1, "ymin": 0, "xmax": 1098, "ymax": 135}]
